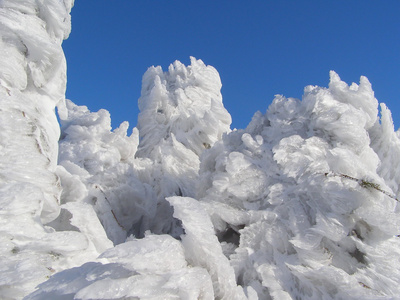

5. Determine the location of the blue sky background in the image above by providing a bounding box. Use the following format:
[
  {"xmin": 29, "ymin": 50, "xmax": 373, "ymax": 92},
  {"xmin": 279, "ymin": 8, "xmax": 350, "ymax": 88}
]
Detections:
[{"xmin": 63, "ymin": 1, "xmax": 400, "ymax": 131}]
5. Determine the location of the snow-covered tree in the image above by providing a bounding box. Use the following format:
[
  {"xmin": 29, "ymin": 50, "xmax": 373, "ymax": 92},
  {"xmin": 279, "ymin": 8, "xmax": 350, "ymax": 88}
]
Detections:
[
  {"xmin": 197, "ymin": 72, "xmax": 400, "ymax": 299},
  {"xmin": 135, "ymin": 57, "xmax": 232, "ymax": 236},
  {"xmin": 0, "ymin": 1, "xmax": 93, "ymax": 298},
  {"xmin": 26, "ymin": 68, "xmax": 400, "ymax": 300}
]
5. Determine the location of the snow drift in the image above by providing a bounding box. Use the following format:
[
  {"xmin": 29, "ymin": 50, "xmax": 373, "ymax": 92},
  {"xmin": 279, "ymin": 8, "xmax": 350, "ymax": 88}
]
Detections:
[{"xmin": 1, "ymin": 2, "xmax": 400, "ymax": 299}]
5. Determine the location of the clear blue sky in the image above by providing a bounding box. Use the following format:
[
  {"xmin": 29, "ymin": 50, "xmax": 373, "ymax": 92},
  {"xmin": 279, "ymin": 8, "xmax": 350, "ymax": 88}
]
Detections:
[{"xmin": 63, "ymin": 1, "xmax": 400, "ymax": 131}]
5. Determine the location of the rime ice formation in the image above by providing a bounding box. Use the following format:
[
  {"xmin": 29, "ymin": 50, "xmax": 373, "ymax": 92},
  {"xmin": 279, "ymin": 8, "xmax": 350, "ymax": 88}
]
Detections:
[
  {"xmin": 1, "ymin": 3, "xmax": 400, "ymax": 300},
  {"xmin": 136, "ymin": 58, "xmax": 232, "ymax": 236},
  {"xmin": 25, "ymin": 69, "xmax": 400, "ymax": 299},
  {"xmin": 0, "ymin": 0, "xmax": 73, "ymax": 223},
  {"xmin": 42, "ymin": 59, "xmax": 242, "ymax": 299},
  {"xmin": 56, "ymin": 58, "xmax": 232, "ymax": 246},
  {"xmin": 197, "ymin": 72, "xmax": 400, "ymax": 299},
  {"xmin": 56, "ymin": 99, "xmax": 147, "ymax": 244},
  {"xmin": 0, "ymin": 1, "xmax": 94, "ymax": 298}
]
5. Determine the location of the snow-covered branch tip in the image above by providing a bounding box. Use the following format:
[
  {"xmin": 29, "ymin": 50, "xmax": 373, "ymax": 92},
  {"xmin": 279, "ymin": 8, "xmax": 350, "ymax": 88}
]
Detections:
[{"xmin": 324, "ymin": 172, "xmax": 399, "ymax": 202}]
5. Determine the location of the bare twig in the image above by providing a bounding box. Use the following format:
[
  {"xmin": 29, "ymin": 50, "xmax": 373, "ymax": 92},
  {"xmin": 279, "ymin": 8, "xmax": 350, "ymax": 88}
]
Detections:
[
  {"xmin": 94, "ymin": 184, "xmax": 126, "ymax": 230},
  {"xmin": 324, "ymin": 172, "xmax": 398, "ymax": 202}
]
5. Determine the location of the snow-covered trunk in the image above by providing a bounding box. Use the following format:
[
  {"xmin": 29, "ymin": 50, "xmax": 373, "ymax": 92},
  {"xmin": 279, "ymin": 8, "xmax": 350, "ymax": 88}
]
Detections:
[{"xmin": 0, "ymin": 1, "xmax": 75, "ymax": 297}]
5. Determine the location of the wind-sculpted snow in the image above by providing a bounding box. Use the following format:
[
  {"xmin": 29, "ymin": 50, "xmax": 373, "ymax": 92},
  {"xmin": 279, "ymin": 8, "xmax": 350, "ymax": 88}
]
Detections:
[
  {"xmin": 168, "ymin": 197, "xmax": 248, "ymax": 299},
  {"xmin": 1, "ymin": 3, "xmax": 400, "ymax": 298},
  {"xmin": 0, "ymin": 0, "xmax": 73, "ymax": 223},
  {"xmin": 56, "ymin": 58, "xmax": 232, "ymax": 245},
  {"xmin": 137, "ymin": 57, "xmax": 231, "ymax": 158},
  {"xmin": 22, "ymin": 67, "xmax": 400, "ymax": 300},
  {"xmin": 0, "ymin": 1, "xmax": 86, "ymax": 298},
  {"xmin": 57, "ymin": 99, "xmax": 152, "ymax": 244},
  {"xmin": 197, "ymin": 72, "xmax": 400, "ymax": 299},
  {"xmin": 25, "ymin": 234, "xmax": 214, "ymax": 300},
  {"xmin": 135, "ymin": 57, "xmax": 232, "ymax": 236},
  {"xmin": 370, "ymin": 103, "xmax": 400, "ymax": 200}
]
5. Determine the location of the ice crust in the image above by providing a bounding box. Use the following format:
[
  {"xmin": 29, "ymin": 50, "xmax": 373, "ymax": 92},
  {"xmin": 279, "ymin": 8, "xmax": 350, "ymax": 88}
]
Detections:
[{"xmin": 1, "ymin": 2, "xmax": 400, "ymax": 299}]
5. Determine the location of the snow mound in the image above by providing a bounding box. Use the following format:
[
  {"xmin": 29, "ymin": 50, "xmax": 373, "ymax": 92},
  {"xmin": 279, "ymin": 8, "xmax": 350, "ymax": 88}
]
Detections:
[{"xmin": 25, "ymin": 234, "xmax": 214, "ymax": 300}]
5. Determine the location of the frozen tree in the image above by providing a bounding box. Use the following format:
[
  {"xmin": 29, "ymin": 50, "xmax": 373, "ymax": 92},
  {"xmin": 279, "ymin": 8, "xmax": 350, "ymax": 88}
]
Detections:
[
  {"xmin": 56, "ymin": 57, "xmax": 233, "ymax": 243},
  {"xmin": 25, "ymin": 67, "xmax": 400, "ymax": 300},
  {"xmin": 0, "ymin": 1, "xmax": 94, "ymax": 298},
  {"xmin": 197, "ymin": 72, "xmax": 400, "ymax": 299},
  {"xmin": 135, "ymin": 57, "xmax": 232, "ymax": 236},
  {"xmin": 57, "ymin": 99, "xmax": 155, "ymax": 244}
]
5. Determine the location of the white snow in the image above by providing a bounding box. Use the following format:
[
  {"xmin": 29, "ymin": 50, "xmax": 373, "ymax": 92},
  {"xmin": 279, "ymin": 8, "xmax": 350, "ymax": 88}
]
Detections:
[
  {"xmin": 168, "ymin": 196, "xmax": 247, "ymax": 300},
  {"xmin": 1, "ymin": 2, "xmax": 400, "ymax": 299},
  {"xmin": 197, "ymin": 71, "xmax": 400, "ymax": 299}
]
